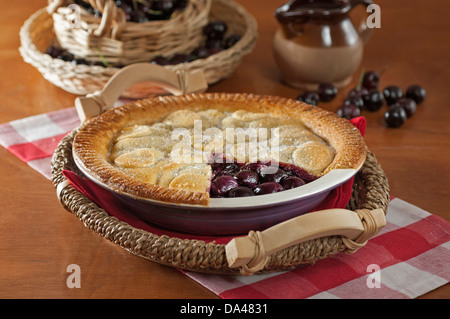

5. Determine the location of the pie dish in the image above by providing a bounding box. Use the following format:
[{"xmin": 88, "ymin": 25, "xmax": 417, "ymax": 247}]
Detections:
[{"xmin": 72, "ymin": 93, "xmax": 366, "ymax": 235}]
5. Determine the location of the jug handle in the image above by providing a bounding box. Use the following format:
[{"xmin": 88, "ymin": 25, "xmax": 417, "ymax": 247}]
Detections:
[{"xmin": 350, "ymin": 0, "xmax": 374, "ymax": 44}]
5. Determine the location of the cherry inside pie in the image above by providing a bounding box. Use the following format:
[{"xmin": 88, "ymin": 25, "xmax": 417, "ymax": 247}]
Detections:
[{"xmin": 72, "ymin": 93, "xmax": 366, "ymax": 206}]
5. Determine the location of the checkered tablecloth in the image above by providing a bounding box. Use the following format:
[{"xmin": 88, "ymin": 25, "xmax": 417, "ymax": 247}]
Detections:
[{"xmin": 1, "ymin": 107, "xmax": 449, "ymax": 299}]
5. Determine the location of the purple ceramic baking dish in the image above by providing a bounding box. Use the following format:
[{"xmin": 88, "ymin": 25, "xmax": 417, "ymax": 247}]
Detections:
[{"xmin": 75, "ymin": 159, "xmax": 361, "ymax": 235}]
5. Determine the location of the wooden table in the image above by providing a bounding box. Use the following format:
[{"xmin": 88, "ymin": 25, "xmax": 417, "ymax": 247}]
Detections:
[{"xmin": 1, "ymin": 0, "xmax": 448, "ymax": 299}]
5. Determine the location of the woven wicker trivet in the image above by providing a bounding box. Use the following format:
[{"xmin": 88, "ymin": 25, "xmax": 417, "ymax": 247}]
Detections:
[{"xmin": 51, "ymin": 128, "xmax": 390, "ymax": 275}]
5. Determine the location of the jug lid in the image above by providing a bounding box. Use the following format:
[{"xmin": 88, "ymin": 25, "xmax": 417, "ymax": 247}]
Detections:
[{"xmin": 275, "ymin": 0, "xmax": 371, "ymax": 24}]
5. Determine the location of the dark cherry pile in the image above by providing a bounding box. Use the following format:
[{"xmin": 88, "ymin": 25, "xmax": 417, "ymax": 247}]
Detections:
[
  {"xmin": 46, "ymin": 18, "xmax": 240, "ymax": 67},
  {"xmin": 296, "ymin": 70, "xmax": 427, "ymax": 128},
  {"xmin": 74, "ymin": 0, "xmax": 188, "ymax": 22},
  {"xmin": 209, "ymin": 158, "xmax": 317, "ymax": 198},
  {"xmin": 45, "ymin": 46, "xmax": 105, "ymax": 67},
  {"xmin": 150, "ymin": 20, "xmax": 241, "ymax": 65}
]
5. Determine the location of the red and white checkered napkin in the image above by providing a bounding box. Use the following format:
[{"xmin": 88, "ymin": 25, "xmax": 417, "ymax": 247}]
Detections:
[
  {"xmin": 185, "ymin": 197, "xmax": 450, "ymax": 299},
  {"xmin": 1, "ymin": 107, "xmax": 449, "ymax": 299},
  {"xmin": 0, "ymin": 107, "xmax": 80, "ymax": 178}
]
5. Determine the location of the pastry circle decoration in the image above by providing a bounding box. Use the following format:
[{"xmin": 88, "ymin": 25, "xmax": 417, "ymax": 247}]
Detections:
[{"xmin": 72, "ymin": 93, "xmax": 366, "ymax": 205}]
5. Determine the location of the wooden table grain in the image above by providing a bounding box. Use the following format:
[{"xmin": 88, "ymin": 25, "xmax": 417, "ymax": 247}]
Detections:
[{"xmin": 0, "ymin": 0, "xmax": 448, "ymax": 299}]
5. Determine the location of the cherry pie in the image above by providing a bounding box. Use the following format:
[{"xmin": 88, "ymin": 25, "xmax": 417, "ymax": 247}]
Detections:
[{"xmin": 72, "ymin": 93, "xmax": 366, "ymax": 205}]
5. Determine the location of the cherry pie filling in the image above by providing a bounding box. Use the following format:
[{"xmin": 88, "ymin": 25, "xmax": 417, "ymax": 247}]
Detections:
[{"xmin": 209, "ymin": 157, "xmax": 318, "ymax": 198}]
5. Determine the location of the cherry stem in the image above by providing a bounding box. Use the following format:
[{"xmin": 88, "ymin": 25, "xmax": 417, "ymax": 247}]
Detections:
[
  {"xmin": 379, "ymin": 65, "xmax": 389, "ymax": 77},
  {"xmin": 356, "ymin": 68, "xmax": 365, "ymax": 91},
  {"xmin": 96, "ymin": 49, "xmax": 109, "ymax": 67}
]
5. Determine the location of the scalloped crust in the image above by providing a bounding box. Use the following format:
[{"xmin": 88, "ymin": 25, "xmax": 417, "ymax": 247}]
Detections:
[{"xmin": 72, "ymin": 93, "xmax": 367, "ymax": 206}]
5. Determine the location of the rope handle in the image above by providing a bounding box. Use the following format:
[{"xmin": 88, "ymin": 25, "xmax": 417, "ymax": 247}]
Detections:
[
  {"xmin": 225, "ymin": 208, "xmax": 386, "ymax": 275},
  {"xmin": 74, "ymin": 63, "xmax": 208, "ymax": 122}
]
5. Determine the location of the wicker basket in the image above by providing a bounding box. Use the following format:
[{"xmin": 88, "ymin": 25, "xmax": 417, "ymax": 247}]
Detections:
[
  {"xmin": 51, "ymin": 128, "xmax": 390, "ymax": 275},
  {"xmin": 49, "ymin": 0, "xmax": 211, "ymax": 66},
  {"xmin": 19, "ymin": 0, "xmax": 258, "ymax": 96}
]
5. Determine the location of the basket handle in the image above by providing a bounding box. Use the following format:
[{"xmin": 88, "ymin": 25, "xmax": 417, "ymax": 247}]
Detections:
[
  {"xmin": 226, "ymin": 207, "xmax": 386, "ymax": 275},
  {"xmin": 86, "ymin": 0, "xmax": 126, "ymax": 38},
  {"xmin": 74, "ymin": 63, "xmax": 208, "ymax": 122},
  {"xmin": 48, "ymin": 0, "xmax": 126, "ymax": 39}
]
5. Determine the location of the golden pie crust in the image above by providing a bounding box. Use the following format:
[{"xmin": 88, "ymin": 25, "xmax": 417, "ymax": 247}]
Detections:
[{"xmin": 72, "ymin": 93, "xmax": 366, "ymax": 206}]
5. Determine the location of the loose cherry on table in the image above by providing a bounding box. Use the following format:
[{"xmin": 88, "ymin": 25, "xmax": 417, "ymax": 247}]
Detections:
[
  {"xmin": 363, "ymin": 89, "xmax": 384, "ymax": 112},
  {"xmin": 382, "ymin": 85, "xmax": 403, "ymax": 105},
  {"xmin": 405, "ymin": 85, "xmax": 427, "ymax": 104},
  {"xmin": 384, "ymin": 105, "xmax": 407, "ymax": 128},
  {"xmin": 394, "ymin": 98, "xmax": 417, "ymax": 118},
  {"xmin": 337, "ymin": 104, "xmax": 361, "ymax": 120},
  {"xmin": 318, "ymin": 83, "xmax": 338, "ymax": 102},
  {"xmin": 297, "ymin": 91, "xmax": 320, "ymax": 106},
  {"xmin": 348, "ymin": 87, "xmax": 369, "ymax": 99},
  {"xmin": 362, "ymin": 70, "xmax": 380, "ymax": 90},
  {"xmin": 343, "ymin": 96, "xmax": 364, "ymax": 110}
]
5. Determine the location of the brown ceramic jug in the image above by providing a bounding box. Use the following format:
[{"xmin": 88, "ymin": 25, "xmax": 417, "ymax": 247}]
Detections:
[{"xmin": 273, "ymin": 0, "xmax": 374, "ymax": 90}]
